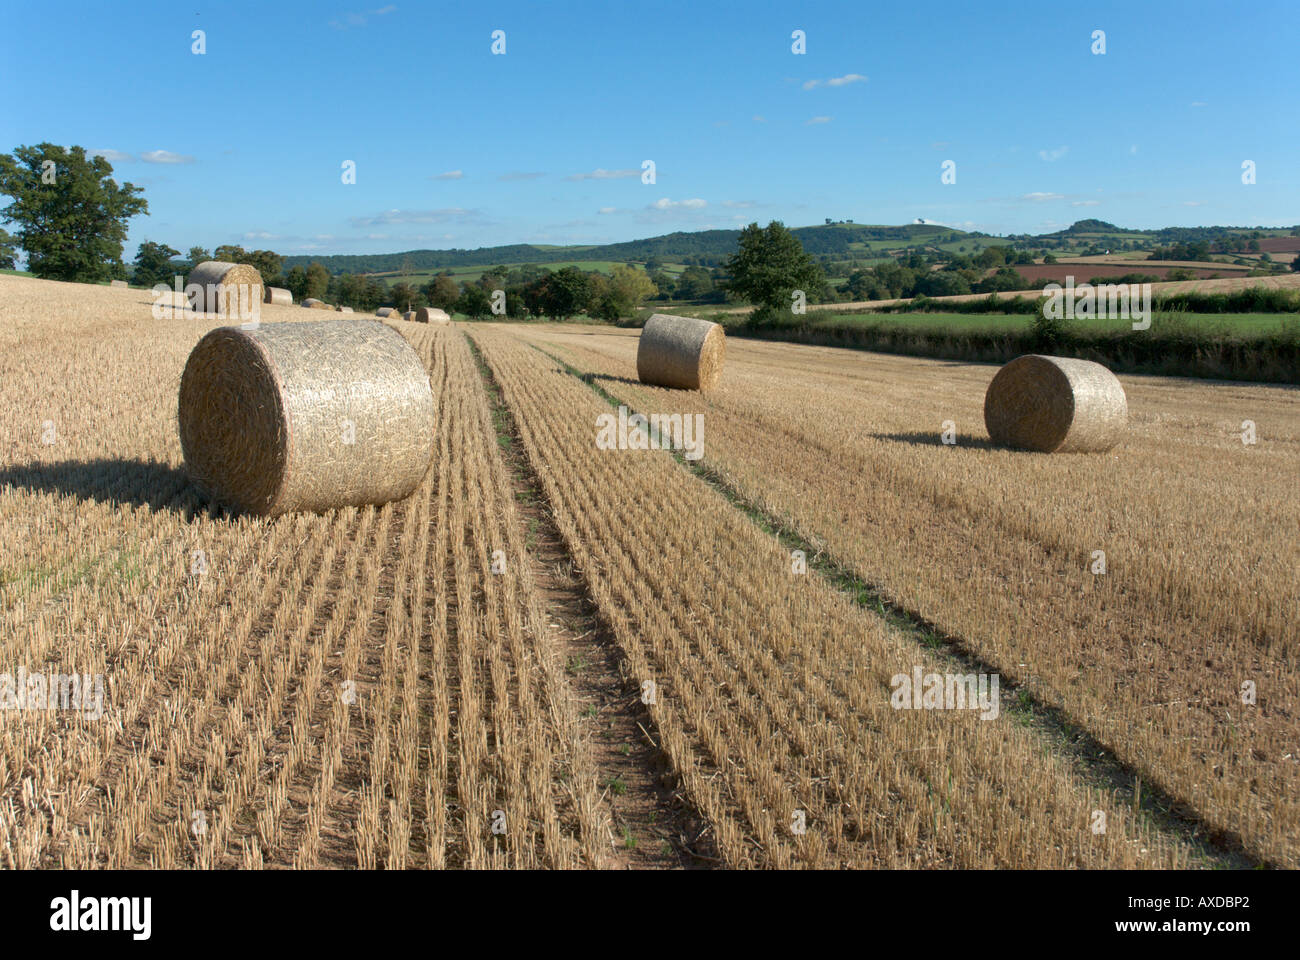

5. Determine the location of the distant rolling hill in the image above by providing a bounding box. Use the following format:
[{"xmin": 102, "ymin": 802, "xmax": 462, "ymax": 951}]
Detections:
[{"xmin": 280, "ymin": 223, "xmax": 973, "ymax": 274}]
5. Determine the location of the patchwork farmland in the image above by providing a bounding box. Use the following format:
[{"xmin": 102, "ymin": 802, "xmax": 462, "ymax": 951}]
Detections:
[{"xmin": 2, "ymin": 273, "xmax": 1295, "ymax": 869}]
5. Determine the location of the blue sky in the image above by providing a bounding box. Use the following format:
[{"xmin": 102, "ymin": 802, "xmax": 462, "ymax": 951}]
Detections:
[{"xmin": 2, "ymin": 0, "xmax": 1295, "ymax": 257}]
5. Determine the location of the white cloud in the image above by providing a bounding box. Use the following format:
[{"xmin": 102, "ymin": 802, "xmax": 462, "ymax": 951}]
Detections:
[
  {"xmin": 1130, "ymin": 145, "xmax": 1139, "ymax": 155},
  {"xmin": 140, "ymin": 150, "xmax": 195, "ymax": 164},
  {"xmin": 1023, "ymin": 192, "xmax": 1065, "ymax": 202},
  {"xmin": 803, "ymin": 73, "xmax": 867, "ymax": 90},
  {"xmin": 349, "ymin": 208, "xmax": 479, "ymax": 226},
  {"xmin": 1180, "ymin": 200, "xmax": 1205, "ymax": 207},
  {"xmin": 1037, "ymin": 146, "xmax": 1069, "ymax": 162},
  {"xmin": 752, "ymin": 115, "xmax": 767, "ymax": 123},
  {"xmin": 431, "ymin": 170, "xmax": 463, "ymax": 180},
  {"xmin": 90, "ymin": 149, "xmax": 134, "ymax": 163},
  {"xmin": 1190, "ymin": 101, "xmax": 1207, "ymax": 107},
  {"xmin": 721, "ymin": 200, "xmax": 755, "ymax": 208},
  {"xmin": 649, "ymin": 198, "xmax": 706, "ymax": 210},
  {"xmin": 566, "ymin": 168, "xmax": 640, "ymax": 181},
  {"xmin": 329, "ymin": 5, "xmax": 397, "ymax": 28},
  {"xmin": 1071, "ymin": 200, "xmax": 1101, "ymax": 207},
  {"xmin": 597, "ymin": 206, "xmax": 617, "ymax": 214},
  {"xmin": 806, "ymin": 116, "xmax": 832, "ymax": 125},
  {"xmin": 242, "ymin": 230, "xmax": 279, "ymax": 240}
]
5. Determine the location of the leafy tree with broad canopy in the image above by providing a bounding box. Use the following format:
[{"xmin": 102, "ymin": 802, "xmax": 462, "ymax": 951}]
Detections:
[
  {"xmin": 133, "ymin": 240, "xmax": 181, "ymax": 289},
  {"xmin": 723, "ymin": 221, "xmax": 824, "ymax": 314},
  {"xmin": 0, "ymin": 143, "xmax": 147, "ymax": 282}
]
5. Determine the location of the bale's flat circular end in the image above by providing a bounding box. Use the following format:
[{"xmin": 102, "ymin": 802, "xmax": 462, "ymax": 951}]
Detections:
[
  {"xmin": 984, "ymin": 354, "xmax": 1127, "ymax": 453},
  {"xmin": 178, "ymin": 327, "xmax": 287, "ymax": 514},
  {"xmin": 637, "ymin": 313, "xmax": 726, "ymax": 390}
]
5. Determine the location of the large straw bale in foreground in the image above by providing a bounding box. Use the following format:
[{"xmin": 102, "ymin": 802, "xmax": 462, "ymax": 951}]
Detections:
[
  {"xmin": 188, "ymin": 261, "xmax": 263, "ymax": 319},
  {"xmin": 636, "ymin": 313, "xmax": 726, "ymax": 390},
  {"xmin": 178, "ymin": 320, "xmax": 435, "ymax": 516},
  {"xmin": 264, "ymin": 286, "xmax": 293, "ymax": 306},
  {"xmin": 984, "ymin": 354, "xmax": 1127, "ymax": 453},
  {"xmin": 414, "ymin": 306, "xmax": 451, "ymax": 324}
]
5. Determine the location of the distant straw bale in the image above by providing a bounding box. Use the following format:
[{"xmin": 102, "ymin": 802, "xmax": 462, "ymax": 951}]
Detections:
[{"xmin": 188, "ymin": 261, "xmax": 263, "ymax": 320}]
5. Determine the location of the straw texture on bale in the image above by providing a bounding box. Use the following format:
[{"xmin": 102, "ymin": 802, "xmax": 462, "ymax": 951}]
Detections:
[
  {"xmin": 188, "ymin": 261, "xmax": 263, "ymax": 319},
  {"xmin": 336, "ymin": 305, "xmax": 354, "ymax": 313},
  {"xmin": 403, "ymin": 310, "xmax": 416, "ymax": 322},
  {"xmin": 264, "ymin": 286, "xmax": 293, "ymax": 306},
  {"xmin": 376, "ymin": 307, "xmax": 399, "ymax": 318},
  {"xmin": 636, "ymin": 313, "xmax": 726, "ymax": 390},
  {"xmin": 414, "ymin": 306, "xmax": 451, "ymax": 324},
  {"xmin": 984, "ymin": 354, "xmax": 1128, "ymax": 453},
  {"xmin": 177, "ymin": 320, "xmax": 435, "ymax": 516},
  {"xmin": 301, "ymin": 298, "xmax": 333, "ymax": 311},
  {"xmin": 110, "ymin": 279, "xmax": 128, "ymax": 288}
]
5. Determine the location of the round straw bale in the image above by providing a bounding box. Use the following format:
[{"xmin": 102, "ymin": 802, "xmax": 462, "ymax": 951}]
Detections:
[
  {"xmin": 984, "ymin": 354, "xmax": 1127, "ymax": 453},
  {"xmin": 403, "ymin": 310, "xmax": 417, "ymax": 322},
  {"xmin": 414, "ymin": 307, "xmax": 450, "ymax": 324},
  {"xmin": 376, "ymin": 307, "xmax": 399, "ymax": 318},
  {"xmin": 110, "ymin": 279, "xmax": 128, "ymax": 288},
  {"xmin": 301, "ymin": 298, "xmax": 333, "ymax": 310},
  {"xmin": 636, "ymin": 313, "xmax": 726, "ymax": 390},
  {"xmin": 336, "ymin": 305, "xmax": 354, "ymax": 313},
  {"xmin": 264, "ymin": 286, "xmax": 293, "ymax": 306},
  {"xmin": 178, "ymin": 320, "xmax": 435, "ymax": 516},
  {"xmin": 188, "ymin": 261, "xmax": 263, "ymax": 319}
]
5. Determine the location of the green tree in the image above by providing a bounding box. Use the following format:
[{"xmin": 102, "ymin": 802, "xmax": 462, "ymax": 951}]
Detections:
[
  {"xmin": 0, "ymin": 227, "xmax": 17, "ymax": 269},
  {"xmin": 133, "ymin": 240, "xmax": 181, "ymax": 289},
  {"xmin": 1291, "ymin": 253, "xmax": 1300, "ymax": 273},
  {"xmin": 538, "ymin": 266, "xmax": 590, "ymax": 319},
  {"xmin": 188, "ymin": 245, "xmax": 210, "ymax": 266},
  {"xmin": 422, "ymin": 273, "xmax": 460, "ymax": 310},
  {"xmin": 389, "ymin": 281, "xmax": 425, "ymax": 313},
  {"xmin": 304, "ymin": 262, "xmax": 330, "ymax": 300},
  {"xmin": 213, "ymin": 244, "xmax": 247, "ymax": 263},
  {"xmin": 244, "ymin": 249, "xmax": 283, "ymax": 286},
  {"xmin": 456, "ymin": 284, "xmax": 493, "ymax": 319},
  {"xmin": 607, "ymin": 263, "xmax": 656, "ymax": 315},
  {"xmin": 285, "ymin": 265, "xmax": 308, "ymax": 300},
  {"xmin": 723, "ymin": 221, "xmax": 824, "ymax": 311},
  {"xmin": 0, "ymin": 143, "xmax": 147, "ymax": 282},
  {"xmin": 1042, "ymin": 252, "xmax": 1057, "ymax": 264}
]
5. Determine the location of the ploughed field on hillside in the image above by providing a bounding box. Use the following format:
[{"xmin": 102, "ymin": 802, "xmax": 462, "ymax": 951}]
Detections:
[{"xmin": 0, "ymin": 273, "xmax": 1294, "ymax": 868}]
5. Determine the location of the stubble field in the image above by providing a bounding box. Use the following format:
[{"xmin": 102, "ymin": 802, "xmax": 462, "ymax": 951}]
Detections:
[{"xmin": 1, "ymin": 274, "xmax": 1295, "ymax": 869}]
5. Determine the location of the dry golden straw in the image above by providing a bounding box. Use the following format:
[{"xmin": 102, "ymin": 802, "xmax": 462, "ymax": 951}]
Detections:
[
  {"xmin": 376, "ymin": 307, "xmax": 399, "ymax": 318},
  {"xmin": 177, "ymin": 320, "xmax": 436, "ymax": 516},
  {"xmin": 336, "ymin": 305, "xmax": 354, "ymax": 313},
  {"xmin": 301, "ymin": 298, "xmax": 333, "ymax": 311},
  {"xmin": 188, "ymin": 261, "xmax": 263, "ymax": 318},
  {"xmin": 414, "ymin": 306, "xmax": 450, "ymax": 324},
  {"xmin": 110, "ymin": 279, "xmax": 128, "ymax": 288},
  {"xmin": 636, "ymin": 313, "xmax": 726, "ymax": 390},
  {"xmin": 984, "ymin": 354, "xmax": 1128, "ymax": 453},
  {"xmin": 264, "ymin": 286, "xmax": 293, "ymax": 306},
  {"xmin": 403, "ymin": 310, "xmax": 417, "ymax": 322}
]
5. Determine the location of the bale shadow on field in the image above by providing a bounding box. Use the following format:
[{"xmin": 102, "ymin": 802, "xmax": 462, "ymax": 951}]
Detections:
[
  {"xmin": 0, "ymin": 458, "xmax": 226, "ymax": 522},
  {"xmin": 870, "ymin": 431, "xmax": 1000, "ymax": 451},
  {"xmin": 587, "ymin": 373, "xmax": 643, "ymax": 387}
]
